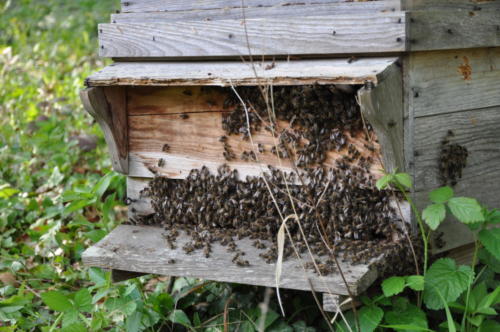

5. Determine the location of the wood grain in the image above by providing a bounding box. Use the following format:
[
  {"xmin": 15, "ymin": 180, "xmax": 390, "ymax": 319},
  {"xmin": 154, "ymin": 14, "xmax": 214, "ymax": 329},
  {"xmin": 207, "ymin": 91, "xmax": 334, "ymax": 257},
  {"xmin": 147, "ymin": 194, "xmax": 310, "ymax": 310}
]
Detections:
[
  {"xmin": 98, "ymin": 14, "xmax": 405, "ymax": 58},
  {"xmin": 86, "ymin": 58, "xmax": 400, "ymax": 87},
  {"xmin": 120, "ymin": 0, "xmax": 400, "ymax": 13},
  {"xmin": 408, "ymin": 10, "xmax": 500, "ymax": 51},
  {"xmin": 128, "ymin": 110, "xmax": 384, "ymax": 179},
  {"xmin": 82, "ymin": 224, "xmax": 382, "ymax": 295},
  {"xmin": 402, "ymin": 0, "xmax": 500, "ymax": 11},
  {"xmin": 358, "ymin": 63, "xmax": 403, "ymax": 173},
  {"xmin": 407, "ymin": 48, "xmax": 500, "ymax": 118},
  {"xmin": 414, "ymin": 105, "xmax": 500, "ymax": 193},
  {"xmin": 113, "ymin": 1, "xmax": 400, "ymax": 23},
  {"xmin": 80, "ymin": 87, "xmax": 128, "ymax": 174}
]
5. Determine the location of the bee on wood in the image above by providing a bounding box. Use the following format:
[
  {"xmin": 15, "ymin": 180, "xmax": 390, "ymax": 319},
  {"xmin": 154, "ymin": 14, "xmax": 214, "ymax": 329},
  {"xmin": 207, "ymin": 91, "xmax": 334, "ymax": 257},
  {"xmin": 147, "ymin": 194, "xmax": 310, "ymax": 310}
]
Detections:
[
  {"xmin": 180, "ymin": 113, "xmax": 189, "ymax": 119},
  {"xmin": 258, "ymin": 143, "xmax": 265, "ymax": 153},
  {"xmin": 162, "ymin": 143, "xmax": 170, "ymax": 152},
  {"xmin": 157, "ymin": 158, "xmax": 165, "ymax": 167}
]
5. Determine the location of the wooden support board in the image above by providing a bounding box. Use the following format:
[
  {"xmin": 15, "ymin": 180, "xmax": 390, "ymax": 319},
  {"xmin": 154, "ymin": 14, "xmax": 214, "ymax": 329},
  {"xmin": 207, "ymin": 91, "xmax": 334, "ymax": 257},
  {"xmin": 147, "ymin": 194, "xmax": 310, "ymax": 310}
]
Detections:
[
  {"xmin": 113, "ymin": 1, "xmax": 400, "ymax": 23},
  {"xmin": 82, "ymin": 225, "xmax": 383, "ymax": 296},
  {"xmin": 128, "ymin": 91, "xmax": 384, "ymax": 180},
  {"xmin": 119, "ymin": 0, "xmax": 401, "ymax": 13},
  {"xmin": 86, "ymin": 58, "xmax": 399, "ymax": 87},
  {"xmin": 98, "ymin": 13, "xmax": 406, "ymax": 58}
]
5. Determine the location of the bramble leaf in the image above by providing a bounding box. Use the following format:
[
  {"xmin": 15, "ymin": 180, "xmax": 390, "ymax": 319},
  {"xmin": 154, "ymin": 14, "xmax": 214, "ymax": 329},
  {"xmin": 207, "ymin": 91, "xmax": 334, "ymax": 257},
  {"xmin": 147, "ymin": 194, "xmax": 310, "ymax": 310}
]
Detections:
[
  {"xmin": 376, "ymin": 174, "xmax": 394, "ymax": 190},
  {"xmin": 429, "ymin": 186, "xmax": 454, "ymax": 204},
  {"xmin": 41, "ymin": 291, "xmax": 72, "ymax": 312},
  {"xmin": 478, "ymin": 229, "xmax": 500, "ymax": 260},
  {"xmin": 394, "ymin": 173, "xmax": 412, "ymax": 189},
  {"xmin": 382, "ymin": 276, "xmax": 406, "ymax": 297},
  {"xmin": 422, "ymin": 203, "xmax": 446, "ymax": 230},
  {"xmin": 448, "ymin": 197, "xmax": 484, "ymax": 224},
  {"xmin": 406, "ymin": 275, "xmax": 425, "ymax": 291}
]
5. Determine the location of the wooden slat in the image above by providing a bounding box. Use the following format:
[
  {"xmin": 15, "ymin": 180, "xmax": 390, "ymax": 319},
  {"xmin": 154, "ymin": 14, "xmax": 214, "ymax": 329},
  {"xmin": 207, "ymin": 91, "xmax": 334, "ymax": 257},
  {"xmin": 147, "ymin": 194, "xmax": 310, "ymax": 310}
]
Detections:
[
  {"xmin": 127, "ymin": 177, "xmax": 153, "ymax": 219},
  {"xmin": 120, "ymin": 0, "xmax": 397, "ymax": 13},
  {"xmin": 98, "ymin": 14, "xmax": 405, "ymax": 58},
  {"xmin": 86, "ymin": 58, "xmax": 400, "ymax": 87},
  {"xmin": 358, "ymin": 62, "xmax": 403, "ymax": 173},
  {"xmin": 408, "ymin": 10, "xmax": 500, "ymax": 51},
  {"xmin": 128, "ymin": 110, "xmax": 384, "ymax": 179},
  {"xmin": 402, "ymin": 0, "xmax": 500, "ymax": 11},
  {"xmin": 113, "ymin": 1, "xmax": 400, "ymax": 23},
  {"xmin": 414, "ymin": 105, "xmax": 500, "ymax": 193},
  {"xmin": 82, "ymin": 224, "xmax": 382, "ymax": 295},
  {"xmin": 408, "ymin": 48, "xmax": 500, "ymax": 118}
]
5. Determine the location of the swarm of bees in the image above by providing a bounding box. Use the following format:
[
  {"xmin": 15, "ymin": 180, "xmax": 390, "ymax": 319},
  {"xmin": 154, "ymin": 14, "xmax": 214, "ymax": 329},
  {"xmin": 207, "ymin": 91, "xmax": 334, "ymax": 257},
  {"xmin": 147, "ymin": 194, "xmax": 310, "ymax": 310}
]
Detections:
[
  {"xmin": 133, "ymin": 85, "xmax": 416, "ymax": 275},
  {"xmin": 439, "ymin": 130, "xmax": 468, "ymax": 186}
]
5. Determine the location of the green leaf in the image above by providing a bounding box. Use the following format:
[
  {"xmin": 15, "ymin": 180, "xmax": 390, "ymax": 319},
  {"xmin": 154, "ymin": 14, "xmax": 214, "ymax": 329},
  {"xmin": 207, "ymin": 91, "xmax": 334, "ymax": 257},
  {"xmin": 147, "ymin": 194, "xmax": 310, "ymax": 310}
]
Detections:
[
  {"xmin": 478, "ymin": 248, "xmax": 500, "ymax": 274},
  {"xmin": 41, "ymin": 291, "xmax": 72, "ymax": 312},
  {"xmin": 429, "ymin": 186, "xmax": 454, "ymax": 204},
  {"xmin": 62, "ymin": 309, "xmax": 79, "ymax": 327},
  {"xmin": 359, "ymin": 304, "xmax": 384, "ymax": 332},
  {"xmin": 292, "ymin": 320, "xmax": 315, "ymax": 332},
  {"xmin": 92, "ymin": 172, "xmax": 116, "ymax": 198},
  {"xmin": 88, "ymin": 267, "xmax": 107, "ymax": 287},
  {"xmin": 385, "ymin": 297, "xmax": 428, "ymax": 332},
  {"xmin": 422, "ymin": 203, "xmax": 446, "ymax": 230},
  {"xmin": 394, "ymin": 173, "xmax": 412, "ymax": 189},
  {"xmin": 168, "ymin": 309, "xmax": 192, "ymax": 328},
  {"xmin": 447, "ymin": 197, "xmax": 484, "ymax": 224},
  {"xmin": 406, "ymin": 275, "xmax": 425, "ymax": 291},
  {"xmin": 478, "ymin": 319, "xmax": 500, "ymax": 332},
  {"xmin": 104, "ymin": 298, "xmax": 136, "ymax": 315},
  {"xmin": 73, "ymin": 289, "xmax": 92, "ymax": 312},
  {"xmin": 424, "ymin": 258, "xmax": 474, "ymax": 310},
  {"xmin": 382, "ymin": 276, "xmax": 406, "ymax": 297},
  {"xmin": 61, "ymin": 322, "xmax": 86, "ymax": 332},
  {"xmin": 126, "ymin": 310, "xmax": 143, "ymax": 332},
  {"xmin": 376, "ymin": 174, "xmax": 393, "ymax": 190},
  {"xmin": 478, "ymin": 286, "xmax": 500, "ymax": 309},
  {"xmin": 484, "ymin": 209, "xmax": 500, "ymax": 224},
  {"xmin": 256, "ymin": 308, "xmax": 279, "ymax": 329},
  {"xmin": 478, "ymin": 229, "xmax": 500, "ymax": 260},
  {"xmin": 0, "ymin": 184, "xmax": 19, "ymax": 199}
]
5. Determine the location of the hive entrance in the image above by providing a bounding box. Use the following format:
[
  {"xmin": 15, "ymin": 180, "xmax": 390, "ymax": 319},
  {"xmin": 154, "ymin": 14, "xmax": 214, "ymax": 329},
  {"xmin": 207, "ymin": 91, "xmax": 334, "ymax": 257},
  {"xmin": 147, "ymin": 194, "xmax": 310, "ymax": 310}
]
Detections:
[{"xmin": 129, "ymin": 84, "xmax": 409, "ymax": 275}]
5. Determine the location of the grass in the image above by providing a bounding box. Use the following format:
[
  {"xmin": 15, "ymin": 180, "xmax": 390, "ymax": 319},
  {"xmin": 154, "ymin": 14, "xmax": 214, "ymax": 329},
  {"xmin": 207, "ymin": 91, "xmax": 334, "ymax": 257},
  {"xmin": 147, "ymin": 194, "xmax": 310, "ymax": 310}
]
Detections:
[{"xmin": 0, "ymin": 1, "xmax": 323, "ymax": 331}]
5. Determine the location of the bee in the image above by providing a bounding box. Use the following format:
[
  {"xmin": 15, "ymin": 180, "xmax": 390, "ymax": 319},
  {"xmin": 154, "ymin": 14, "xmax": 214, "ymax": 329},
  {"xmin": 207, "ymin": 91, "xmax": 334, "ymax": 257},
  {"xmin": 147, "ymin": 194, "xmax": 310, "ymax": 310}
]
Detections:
[
  {"xmin": 180, "ymin": 113, "xmax": 189, "ymax": 119},
  {"xmin": 258, "ymin": 143, "xmax": 265, "ymax": 153},
  {"xmin": 147, "ymin": 165, "xmax": 158, "ymax": 175},
  {"xmin": 182, "ymin": 89, "xmax": 193, "ymax": 96},
  {"xmin": 157, "ymin": 158, "xmax": 165, "ymax": 167},
  {"xmin": 168, "ymin": 259, "xmax": 176, "ymax": 264},
  {"xmin": 219, "ymin": 136, "xmax": 227, "ymax": 143}
]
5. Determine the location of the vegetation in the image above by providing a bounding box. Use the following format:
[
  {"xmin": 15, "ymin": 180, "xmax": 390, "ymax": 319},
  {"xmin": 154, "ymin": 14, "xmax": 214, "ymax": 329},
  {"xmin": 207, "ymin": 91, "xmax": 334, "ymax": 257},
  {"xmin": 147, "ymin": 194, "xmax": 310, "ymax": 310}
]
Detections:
[{"xmin": 0, "ymin": 1, "xmax": 498, "ymax": 331}]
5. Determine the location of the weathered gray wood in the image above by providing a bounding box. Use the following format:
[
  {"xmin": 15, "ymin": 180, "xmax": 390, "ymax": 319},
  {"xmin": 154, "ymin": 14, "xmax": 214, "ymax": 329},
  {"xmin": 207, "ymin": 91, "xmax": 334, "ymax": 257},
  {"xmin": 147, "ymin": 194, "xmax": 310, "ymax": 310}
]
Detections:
[
  {"xmin": 127, "ymin": 177, "xmax": 153, "ymax": 219},
  {"xmin": 120, "ymin": 0, "xmax": 399, "ymax": 13},
  {"xmin": 322, "ymin": 293, "xmax": 361, "ymax": 312},
  {"xmin": 408, "ymin": 10, "xmax": 500, "ymax": 51},
  {"xmin": 80, "ymin": 87, "xmax": 128, "ymax": 173},
  {"xmin": 82, "ymin": 225, "xmax": 382, "ymax": 295},
  {"xmin": 113, "ymin": 1, "xmax": 400, "ymax": 23},
  {"xmin": 358, "ymin": 62, "xmax": 404, "ymax": 174},
  {"xmin": 414, "ymin": 105, "xmax": 500, "ymax": 192},
  {"xmin": 401, "ymin": 0, "xmax": 500, "ymax": 11},
  {"xmin": 86, "ymin": 58, "xmax": 400, "ymax": 87},
  {"xmin": 408, "ymin": 48, "xmax": 500, "ymax": 118},
  {"xmin": 98, "ymin": 14, "xmax": 405, "ymax": 58}
]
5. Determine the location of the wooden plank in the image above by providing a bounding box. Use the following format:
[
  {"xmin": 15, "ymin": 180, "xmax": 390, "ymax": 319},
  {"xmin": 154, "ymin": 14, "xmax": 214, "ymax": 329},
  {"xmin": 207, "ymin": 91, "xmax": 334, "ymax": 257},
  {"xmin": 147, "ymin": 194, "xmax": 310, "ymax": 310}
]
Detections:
[
  {"xmin": 358, "ymin": 62, "xmax": 403, "ymax": 173},
  {"xmin": 113, "ymin": 1, "xmax": 400, "ymax": 23},
  {"xmin": 80, "ymin": 87, "xmax": 128, "ymax": 174},
  {"xmin": 98, "ymin": 14, "xmax": 405, "ymax": 58},
  {"xmin": 408, "ymin": 48, "xmax": 500, "ymax": 117},
  {"xmin": 408, "ymin": 10, "xmax": 500, "ymax": 51},
  {"xmin": 86, "ymin": 58, "xmax": 400, "ymax": 87},
  {"xmin": 322, "ymin": 293, "xmax": 361, "ymax": 312},
  {"xmin": 120, "ymin": 0, "xmax": 399, "ymax": 13},
  {"xmin": 127, "ymin": 177, "xmax": 153, "ymax": 219},
  {"xmin": 128, "ymin": 110, "xmax": 384, "ymax": 179},
  {"xmin": 402, "ymin": 0, "xmax": 500, "ymax": 11},
  {"xmin": 82, "ymin": 224, "xmax": 382, "ymax": 295},
  {"xmin": 414, "ymin": 105, "xmax": 500, "ymax": 193}
]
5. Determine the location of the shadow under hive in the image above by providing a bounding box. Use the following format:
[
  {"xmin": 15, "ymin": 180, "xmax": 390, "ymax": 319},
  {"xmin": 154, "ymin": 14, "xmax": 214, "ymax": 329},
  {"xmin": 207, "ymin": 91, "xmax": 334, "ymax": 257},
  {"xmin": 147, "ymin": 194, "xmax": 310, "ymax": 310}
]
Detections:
[{"xmin": 133, "ymin": 85, "xmax": 413, "ymax": 275}]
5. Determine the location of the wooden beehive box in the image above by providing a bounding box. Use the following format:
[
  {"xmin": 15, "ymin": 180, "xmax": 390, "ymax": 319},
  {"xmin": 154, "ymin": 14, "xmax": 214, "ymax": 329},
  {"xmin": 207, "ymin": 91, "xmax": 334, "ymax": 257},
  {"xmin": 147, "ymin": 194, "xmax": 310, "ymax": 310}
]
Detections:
[{"xmin": 81, "ymin": 0, "xmax": 500, "ymax": 311}]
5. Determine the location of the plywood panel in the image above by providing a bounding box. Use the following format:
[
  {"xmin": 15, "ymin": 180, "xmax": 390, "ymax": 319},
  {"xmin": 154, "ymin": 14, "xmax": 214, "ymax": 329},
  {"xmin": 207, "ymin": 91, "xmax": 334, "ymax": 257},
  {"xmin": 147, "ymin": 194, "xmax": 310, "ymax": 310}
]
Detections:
[
  {"xmin": 82, "ymin": 224, "xmax": 383, "ymax": 295},
  {"xmin": 408, "ymin": 48, "xmax": 500, "ymax": 117},
  {"xmin": 98, "ymin": 14, "xmax": 405, "ymax": 58}
]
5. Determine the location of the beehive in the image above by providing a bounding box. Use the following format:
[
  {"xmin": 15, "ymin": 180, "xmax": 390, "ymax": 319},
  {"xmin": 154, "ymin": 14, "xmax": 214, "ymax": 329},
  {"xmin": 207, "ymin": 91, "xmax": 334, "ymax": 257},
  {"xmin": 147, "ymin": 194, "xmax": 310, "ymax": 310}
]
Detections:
[{"xmin": 81, "ymin": 0, "xmax": 500, "ymax": 311}]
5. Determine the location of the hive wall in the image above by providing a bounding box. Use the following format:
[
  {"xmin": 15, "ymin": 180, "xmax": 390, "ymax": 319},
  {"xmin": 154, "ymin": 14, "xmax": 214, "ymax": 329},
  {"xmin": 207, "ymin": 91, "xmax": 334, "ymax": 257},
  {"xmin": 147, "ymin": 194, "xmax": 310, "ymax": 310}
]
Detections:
[{"xmin": 405, "ymin": 47, "xmax": 500, "ymax": 252}]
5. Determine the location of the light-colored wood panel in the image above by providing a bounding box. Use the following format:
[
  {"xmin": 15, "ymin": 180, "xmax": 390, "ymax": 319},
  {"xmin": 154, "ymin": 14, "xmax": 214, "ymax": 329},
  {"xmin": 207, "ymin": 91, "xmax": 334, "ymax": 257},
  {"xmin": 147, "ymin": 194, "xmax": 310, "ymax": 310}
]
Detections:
[
  {"xmin": 128, "ymin": 112, "xmax": 384, "ymax": 179},
  {"xmin": 82, "ymin": 224, "xmax": 382, "ymax": 295},
  {"xmin": 98, "ymin": 14, "xmax": 405, "ymax": 58},
  {"xmin": 87, "ymin": 58, "xmax": 399, "ymax": 87},
  {"xmin": 127, "ymin": 177, "xmax": 153, "ymax": 219},
  {"xmin": 408, "ymin": 10, "xmax": 500, "ymax": 51},
  {"xmin": 120, "ymin": 0, "xmax": 398, "ymax": 13},
  {"xmin": 414, "ymin": 105, "xmax": 500, "ymax": 194},
  {"xmin": 402, "ymin": 0, "xmax": 500, "ymax": 11},
  {"xmin": 128, "ymin": 86, "xmax": 228, "ymax": 116},
  {"xmin": 113, "ymin": 1, "xmax": 400, "ymax": 22},
  {"xmin": 408, "ymin": 48, "xmax": 500, "ymax": 117}
]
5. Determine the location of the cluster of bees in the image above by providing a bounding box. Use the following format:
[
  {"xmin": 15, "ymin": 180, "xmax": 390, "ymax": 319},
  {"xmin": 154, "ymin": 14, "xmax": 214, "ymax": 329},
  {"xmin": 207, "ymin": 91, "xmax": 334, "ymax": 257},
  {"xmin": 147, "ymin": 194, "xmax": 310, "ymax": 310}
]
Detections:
[
  {"xmin": 134, "ymin": 85, "xmax": 415, "ymax": 275},
  {"xmin": 439, "ymin": 130, "xmax": 468, "ymax": 186}
]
